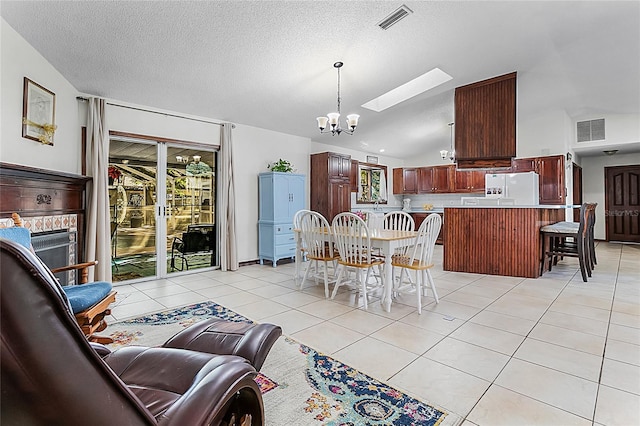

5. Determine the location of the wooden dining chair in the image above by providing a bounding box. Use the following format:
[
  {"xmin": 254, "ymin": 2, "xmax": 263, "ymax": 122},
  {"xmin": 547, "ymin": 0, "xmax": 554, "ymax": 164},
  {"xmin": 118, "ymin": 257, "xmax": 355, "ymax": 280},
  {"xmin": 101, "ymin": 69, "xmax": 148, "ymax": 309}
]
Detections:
[
  {"xmin": 383, "ymin": 211, "xmax": 415, "ymax": 232},
  {"xmin": 331, "ymin": 212, "xmax": 385, "ymax": 310},
  {"xmin": 390, "ymin": 213, "xmax": 441, "ymax": 314},
  {"xmin": 540, "ymin": 203, "xmax": 594, "ymax": 282},
  {"xmin": 293, "ymin": 209, "xmax": 313, "ymax": 282},
  {"xmin": 298, "ymin": 211, "xmax": 339, "ymax": 298}
]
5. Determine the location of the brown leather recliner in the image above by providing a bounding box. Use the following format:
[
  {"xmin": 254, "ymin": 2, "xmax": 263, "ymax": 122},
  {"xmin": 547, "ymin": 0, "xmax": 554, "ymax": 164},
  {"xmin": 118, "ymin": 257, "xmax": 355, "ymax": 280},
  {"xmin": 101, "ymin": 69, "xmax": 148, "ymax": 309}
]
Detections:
[{"xmin": 0, "ymin": 239, "xmax": 264, "ymax": 426}]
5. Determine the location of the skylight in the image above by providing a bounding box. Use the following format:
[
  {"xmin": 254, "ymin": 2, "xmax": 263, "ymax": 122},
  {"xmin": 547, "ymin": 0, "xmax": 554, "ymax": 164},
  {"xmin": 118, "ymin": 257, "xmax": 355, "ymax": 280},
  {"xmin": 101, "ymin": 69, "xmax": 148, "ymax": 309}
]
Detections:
[{"xmin": 361, "ymin": 68, "xmax": 453, "ymax": 112}]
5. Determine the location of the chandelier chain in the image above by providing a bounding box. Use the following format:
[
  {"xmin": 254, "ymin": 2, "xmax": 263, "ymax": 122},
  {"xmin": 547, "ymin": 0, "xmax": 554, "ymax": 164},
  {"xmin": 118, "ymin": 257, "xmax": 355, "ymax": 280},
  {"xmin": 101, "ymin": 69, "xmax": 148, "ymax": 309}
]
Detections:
[{"xmin": 336, "ymin": 65, "xmax": 341, "ymax": 115}]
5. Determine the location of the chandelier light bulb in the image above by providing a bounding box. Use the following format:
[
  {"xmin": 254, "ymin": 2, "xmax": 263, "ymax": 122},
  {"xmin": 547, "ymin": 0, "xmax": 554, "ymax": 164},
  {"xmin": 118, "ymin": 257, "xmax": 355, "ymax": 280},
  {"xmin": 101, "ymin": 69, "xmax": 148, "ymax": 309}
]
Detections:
[
  {"xmin": 317, "ymin": 116, "xmax": 328, "ymax": 131},
  {"xmin": 346, "ymin": 114, "xmax": 359, "ymax": 130},
  {"xmin": 327, "ymin": 113, "xmax": 340, "ymax": 127}
]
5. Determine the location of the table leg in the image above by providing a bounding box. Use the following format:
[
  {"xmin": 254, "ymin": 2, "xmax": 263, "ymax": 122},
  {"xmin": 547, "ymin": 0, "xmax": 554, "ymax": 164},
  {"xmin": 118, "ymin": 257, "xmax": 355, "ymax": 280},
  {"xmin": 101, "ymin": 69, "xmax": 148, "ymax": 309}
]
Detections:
[
  {"xmin": 382, "ymin": 251, "xmax": 393, "ymax": 312},
  {"xmin": 294, "ymin": 232, "xmax": 302, "ymax": 286}
]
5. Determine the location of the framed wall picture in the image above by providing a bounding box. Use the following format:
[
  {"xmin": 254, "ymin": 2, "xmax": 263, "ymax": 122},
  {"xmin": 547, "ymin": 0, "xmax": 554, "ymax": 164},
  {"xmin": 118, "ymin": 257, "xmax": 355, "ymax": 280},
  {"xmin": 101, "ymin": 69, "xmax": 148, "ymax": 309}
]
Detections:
[
  {"xmin": 22, "ymin": 77, "xmax": 56, "ymax": 145},
  {"xmin": 366, "ymin": 155, "xmax": 378, "ymax": 164}
]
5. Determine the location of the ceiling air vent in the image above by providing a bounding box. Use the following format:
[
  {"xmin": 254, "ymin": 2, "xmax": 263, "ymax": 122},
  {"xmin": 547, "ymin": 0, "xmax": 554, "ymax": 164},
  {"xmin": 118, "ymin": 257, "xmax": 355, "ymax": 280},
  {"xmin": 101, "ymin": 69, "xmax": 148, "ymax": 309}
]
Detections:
[
  {"xmin": 378, "ymin": 4, "xmax": 413, "ymax": 30},
  {"xmin": 577, "ymin": 118, "xmax": 605, "ymax": 142}
]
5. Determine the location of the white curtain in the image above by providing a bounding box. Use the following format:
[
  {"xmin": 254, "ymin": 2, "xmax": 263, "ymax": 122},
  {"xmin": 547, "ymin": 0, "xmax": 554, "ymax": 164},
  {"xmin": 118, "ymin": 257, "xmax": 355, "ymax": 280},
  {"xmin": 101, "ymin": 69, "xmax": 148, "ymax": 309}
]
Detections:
[
  {"xmin": 85, "ymin": 98, "xmax": 112, "ymax": 282},
  {"xmin": 379, "ymin": 170, "xmax": 388, "ymax": 201},
  {"xmin": 218, "ymin": 123, "xmax": 238, "ymax": 271}
]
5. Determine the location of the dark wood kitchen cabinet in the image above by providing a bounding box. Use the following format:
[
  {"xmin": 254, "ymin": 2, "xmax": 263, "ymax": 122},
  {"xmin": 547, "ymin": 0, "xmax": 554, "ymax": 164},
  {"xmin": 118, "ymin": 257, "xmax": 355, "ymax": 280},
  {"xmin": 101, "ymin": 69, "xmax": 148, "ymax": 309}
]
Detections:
[
  {"xmin": 510, "ymin": 155, "xmax": 565, "ymax": 204},
  {"xmin": 455, "ymin": 72, "xmax": 517, "ymax": 169},
  {"xmin": 417, "ymin": 167, "xmax": 433, "ymax": 193},
  {"xmin": 417, "ymin": 166, "xmax": 453, "ymax": 193},
  {"xmin": 455, "ymin": 169, "xmax": 486, "ymax": 193},
  {"xmin": 432, "ymin": 165, "xmax": 454, "ymax": 193},
  {"xmin": 327, "ymin": 152, "xmax": 351, "ymax": 180},
  {"xmin": 393, "ymin": 168, "xmax": 418, "ymax": 194},
  {"xmin": 311, "ymin": 152, "xmax": 352, "ymax": 221}
]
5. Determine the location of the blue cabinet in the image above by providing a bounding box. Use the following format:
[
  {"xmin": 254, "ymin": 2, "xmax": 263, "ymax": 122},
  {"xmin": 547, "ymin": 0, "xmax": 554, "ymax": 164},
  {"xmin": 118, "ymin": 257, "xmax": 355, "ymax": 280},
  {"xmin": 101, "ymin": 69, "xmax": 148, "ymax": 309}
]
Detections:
[{"xmin": 258, "ymin": 172, "xmax": 305, "ymax": 267}]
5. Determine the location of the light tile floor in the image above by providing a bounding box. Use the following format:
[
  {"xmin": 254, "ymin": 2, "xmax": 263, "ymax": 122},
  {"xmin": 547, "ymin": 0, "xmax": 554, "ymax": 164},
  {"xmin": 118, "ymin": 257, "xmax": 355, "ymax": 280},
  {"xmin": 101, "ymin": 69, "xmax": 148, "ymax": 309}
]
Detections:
[{"xmin": 107, "ymin": 242, "xmax": 640, "ymax": 425}]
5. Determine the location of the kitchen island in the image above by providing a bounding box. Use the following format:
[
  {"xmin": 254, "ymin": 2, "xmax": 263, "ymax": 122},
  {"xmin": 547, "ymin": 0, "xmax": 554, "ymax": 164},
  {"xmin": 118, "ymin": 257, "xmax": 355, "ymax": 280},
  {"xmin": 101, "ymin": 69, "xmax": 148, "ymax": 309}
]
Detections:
[{"xmin": 443, "ymin": 206, "xmax": 570, "ymax": 278}]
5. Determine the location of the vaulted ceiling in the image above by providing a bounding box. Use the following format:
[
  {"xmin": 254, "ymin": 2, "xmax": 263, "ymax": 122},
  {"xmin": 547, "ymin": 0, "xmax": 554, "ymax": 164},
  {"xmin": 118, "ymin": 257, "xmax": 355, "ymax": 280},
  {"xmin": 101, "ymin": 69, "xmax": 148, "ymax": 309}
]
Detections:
[{"xmin": 2, "ymin": 1, "xmax": 638, "ymax": 159}]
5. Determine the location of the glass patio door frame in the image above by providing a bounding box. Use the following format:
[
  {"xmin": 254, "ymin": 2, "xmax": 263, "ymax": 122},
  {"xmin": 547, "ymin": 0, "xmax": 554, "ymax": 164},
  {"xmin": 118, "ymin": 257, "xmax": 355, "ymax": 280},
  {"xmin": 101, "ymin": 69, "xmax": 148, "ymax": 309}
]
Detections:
[{"xmin": 109, "ymin": 136, "xmax": 218, "ymax": 282}]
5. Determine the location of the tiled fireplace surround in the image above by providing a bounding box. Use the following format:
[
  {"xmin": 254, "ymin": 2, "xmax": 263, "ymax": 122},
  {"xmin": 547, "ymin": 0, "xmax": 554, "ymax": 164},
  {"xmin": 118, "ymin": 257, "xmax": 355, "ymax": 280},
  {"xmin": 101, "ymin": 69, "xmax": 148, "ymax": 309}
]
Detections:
[{"xmin": 0, "ymin": 214, "xmax": 79, "ymax": 284}]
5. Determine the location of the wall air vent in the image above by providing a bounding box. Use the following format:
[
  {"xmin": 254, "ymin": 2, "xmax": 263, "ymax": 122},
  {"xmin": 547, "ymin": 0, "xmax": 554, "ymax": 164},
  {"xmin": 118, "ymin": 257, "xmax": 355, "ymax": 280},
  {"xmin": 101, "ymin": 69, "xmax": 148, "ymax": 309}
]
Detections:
[
  {"xmin": 378, "ymin": 4, "xmax": 413, "ymax": 30},
  {"xmin": 577, "ymin": 118, "xmax": 605, "ymax": 142}
]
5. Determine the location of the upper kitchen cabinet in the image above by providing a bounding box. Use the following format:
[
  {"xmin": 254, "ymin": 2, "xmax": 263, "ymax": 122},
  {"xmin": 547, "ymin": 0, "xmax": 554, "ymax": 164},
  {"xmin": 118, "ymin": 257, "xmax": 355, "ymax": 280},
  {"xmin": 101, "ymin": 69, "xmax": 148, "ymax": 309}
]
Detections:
[
  {"xmin": 393, "ymin": 168, "xmax": 418, "ymax": 194},
  {"xmin": 511, "ymin": 157, "xmax": 536, "ymax": 172},
  {"xmin": 536, "ymin": 155, "xmax": 566, "ymax": 205},
  {"xmin": 455, "ymin": 72, "xmax": 517, "ymax": 169},
  {"xmin": 417, "ymin": 167, "xmax": 433, "ymax": 193},
  {"xmin": 511, "ymin": 155, "xmax": 566, "ymax": 204},
  {"xmin": 419, "ymin": 166, "xmax": 454, "ymax": 193},
  {"xmin": 454, "ymin": 169, "xmax": 486, "ymax": 193},
  {"xmin": 432, "ymin": 165, "xmax": 455, "ymax": 193},
  {"xmin": 394, "ymin": 166, "xmax": 454, "ymax": 194}
]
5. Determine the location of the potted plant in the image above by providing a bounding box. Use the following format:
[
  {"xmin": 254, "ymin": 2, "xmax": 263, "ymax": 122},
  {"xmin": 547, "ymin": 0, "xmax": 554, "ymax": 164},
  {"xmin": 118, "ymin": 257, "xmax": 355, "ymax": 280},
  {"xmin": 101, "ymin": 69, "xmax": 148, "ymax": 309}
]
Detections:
[{"xmin": 267, "ymin": 159, "xmax": 294, "ymax": 173}]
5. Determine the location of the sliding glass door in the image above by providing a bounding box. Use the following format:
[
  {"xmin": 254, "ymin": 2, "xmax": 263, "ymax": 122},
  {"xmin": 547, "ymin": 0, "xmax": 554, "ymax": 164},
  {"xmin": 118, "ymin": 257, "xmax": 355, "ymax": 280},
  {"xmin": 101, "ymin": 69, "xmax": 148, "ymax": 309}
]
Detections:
[
  {"xmin": 109, "ymin": 137, "xmax": 217, "ymax": 282},
  {"xmin": 166, "ymin": 146, "xmax": 217, "ymax": 274}
]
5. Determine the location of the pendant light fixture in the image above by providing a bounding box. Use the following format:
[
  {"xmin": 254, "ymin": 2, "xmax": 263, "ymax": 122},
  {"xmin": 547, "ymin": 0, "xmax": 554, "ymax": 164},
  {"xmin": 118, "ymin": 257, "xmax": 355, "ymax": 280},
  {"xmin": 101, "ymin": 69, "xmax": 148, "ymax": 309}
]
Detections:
[
  {"xmin": 316, "ymin": 62, "xmax": 360, "ymax": 136},
  {"xmin": 440, "ymin": 122, "xmax": 455, "ymax": 162}
]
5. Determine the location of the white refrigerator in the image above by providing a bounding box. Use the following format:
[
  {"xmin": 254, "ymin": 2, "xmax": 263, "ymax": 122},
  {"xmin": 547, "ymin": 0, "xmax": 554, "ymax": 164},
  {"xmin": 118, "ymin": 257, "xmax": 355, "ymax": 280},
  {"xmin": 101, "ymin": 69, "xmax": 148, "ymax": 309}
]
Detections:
[{"xmin": 485, "ymin": 172, "xmax": 540, "ymax": 205}]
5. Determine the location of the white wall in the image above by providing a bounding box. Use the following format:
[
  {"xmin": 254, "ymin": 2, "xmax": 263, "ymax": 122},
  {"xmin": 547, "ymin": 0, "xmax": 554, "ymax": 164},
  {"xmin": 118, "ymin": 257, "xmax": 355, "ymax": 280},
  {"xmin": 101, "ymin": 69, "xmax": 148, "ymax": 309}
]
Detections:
[
  {"xmin": 235, "ymin": 125, "xmax": 311, "ymax": 262},
  {"xmin": 105, "ymin": 103, "xmax": 221, "ymax": 144},
  {"xmin": 580, "ymin": 152, "xmax": 640, "ymax": 240},
  {"xmin": 0, "ymin": 19, "xmax": 81, "ymax": 174}
]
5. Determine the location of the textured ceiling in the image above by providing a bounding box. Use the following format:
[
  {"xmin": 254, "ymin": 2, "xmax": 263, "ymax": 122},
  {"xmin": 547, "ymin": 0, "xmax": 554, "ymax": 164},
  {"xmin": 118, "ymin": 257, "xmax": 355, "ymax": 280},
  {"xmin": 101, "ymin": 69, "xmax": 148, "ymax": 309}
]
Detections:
[{"xmin": 2, "ymin": 1, "xmax": 639, "ymax": 159}]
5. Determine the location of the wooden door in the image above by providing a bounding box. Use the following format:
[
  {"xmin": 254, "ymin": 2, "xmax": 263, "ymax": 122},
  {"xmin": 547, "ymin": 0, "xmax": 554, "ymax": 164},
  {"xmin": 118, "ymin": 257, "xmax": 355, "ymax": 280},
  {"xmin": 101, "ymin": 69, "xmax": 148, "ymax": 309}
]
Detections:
[
  {"xmin": 573, "ymin": 163, "xmax": 583, "ymax": 222},
  {"xmin": 417, "ymin": 167, "xmax": 433, "ymax": 193},
  {"xmin": 605, "ymin": 165, "xmax": 640, "ymax": 242}
]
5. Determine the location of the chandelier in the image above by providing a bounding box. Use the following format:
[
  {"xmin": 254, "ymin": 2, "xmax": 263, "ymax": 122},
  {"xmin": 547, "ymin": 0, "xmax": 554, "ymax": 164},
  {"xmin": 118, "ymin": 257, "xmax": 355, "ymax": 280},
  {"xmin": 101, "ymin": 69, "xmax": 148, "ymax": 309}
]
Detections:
[
  {"xmin": 440, "ymin": 122, "xmax": 455, "ymax": 162},
  {"xmin": 316, "ymin": 62, "xmax": 360, "ymax": 136}
]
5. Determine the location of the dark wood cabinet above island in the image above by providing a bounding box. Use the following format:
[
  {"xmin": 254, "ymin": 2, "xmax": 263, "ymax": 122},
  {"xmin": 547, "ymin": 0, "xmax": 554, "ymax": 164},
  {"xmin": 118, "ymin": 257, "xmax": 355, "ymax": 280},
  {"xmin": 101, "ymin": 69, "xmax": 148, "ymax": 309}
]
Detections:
[{"xmin": 454, "ymin": 72, "xmax": 517, "ymax": 169}]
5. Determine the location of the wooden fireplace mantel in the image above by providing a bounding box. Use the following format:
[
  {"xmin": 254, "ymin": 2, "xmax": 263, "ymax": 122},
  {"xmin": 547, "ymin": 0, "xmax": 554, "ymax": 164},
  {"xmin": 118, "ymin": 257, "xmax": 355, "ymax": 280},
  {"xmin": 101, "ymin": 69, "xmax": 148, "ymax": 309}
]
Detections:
[{"xmin": 0, "ymin": 162, "xmax": 92, "ymax": 261}]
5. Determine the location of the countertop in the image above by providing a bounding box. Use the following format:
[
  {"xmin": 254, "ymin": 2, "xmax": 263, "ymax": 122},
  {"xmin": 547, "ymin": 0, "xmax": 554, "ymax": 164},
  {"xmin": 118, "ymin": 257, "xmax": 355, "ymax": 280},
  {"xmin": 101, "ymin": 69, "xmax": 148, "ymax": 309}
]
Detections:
[
  {"xmin": 443, "ymin": 205, "xmax": 580, "ymax": 209},
  {"xmin": 405, "ymin": 209, "xmax": 444, "ymax": 214}
]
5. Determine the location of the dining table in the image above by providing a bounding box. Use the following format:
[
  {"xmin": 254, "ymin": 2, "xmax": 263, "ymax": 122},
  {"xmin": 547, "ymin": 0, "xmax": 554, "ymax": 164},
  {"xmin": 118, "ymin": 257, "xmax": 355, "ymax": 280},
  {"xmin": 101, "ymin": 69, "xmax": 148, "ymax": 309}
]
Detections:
[{"xmin": 294, "ymin": 227, "xmax": 417, "ymax": 312}]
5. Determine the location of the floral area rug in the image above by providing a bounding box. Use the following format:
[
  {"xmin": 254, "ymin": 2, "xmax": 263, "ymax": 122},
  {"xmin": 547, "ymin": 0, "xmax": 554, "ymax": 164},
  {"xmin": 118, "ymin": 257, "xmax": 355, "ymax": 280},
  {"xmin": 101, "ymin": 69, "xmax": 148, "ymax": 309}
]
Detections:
[{"xmin": 107, "ymin": 301, "xmax": 452, "ymax": 426}]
